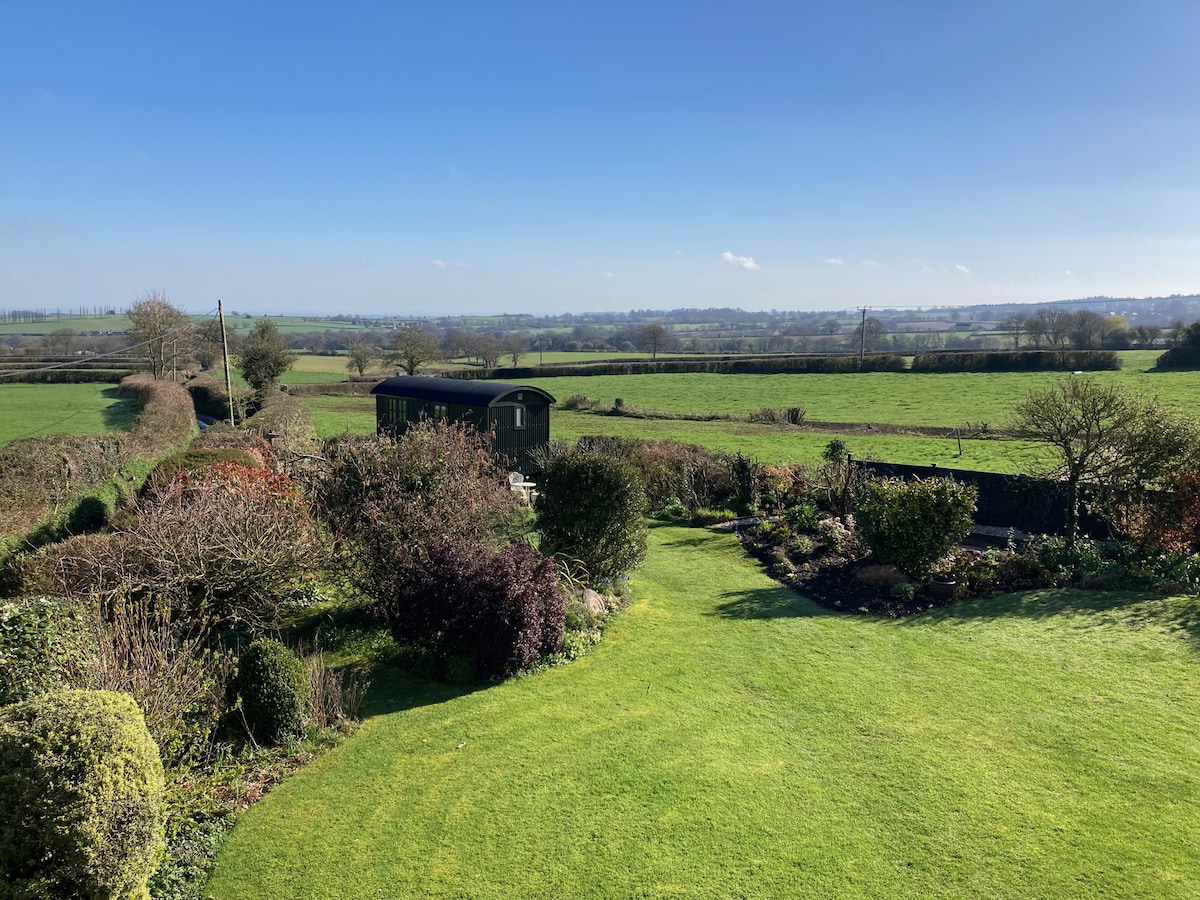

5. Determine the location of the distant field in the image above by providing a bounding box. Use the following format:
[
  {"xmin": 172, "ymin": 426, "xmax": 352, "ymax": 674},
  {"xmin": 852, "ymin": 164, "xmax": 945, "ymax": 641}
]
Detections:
[
  {"xmin": 525, "ymin": 365, "xmax": 1200, "ymax": 429},
  {"xmin": 0, "ymin": 383, "xmax": 140, "ymax": 447},
  {"xmin": 296, "ymin": 395, "xmax": 1044, "ymax": 472}
]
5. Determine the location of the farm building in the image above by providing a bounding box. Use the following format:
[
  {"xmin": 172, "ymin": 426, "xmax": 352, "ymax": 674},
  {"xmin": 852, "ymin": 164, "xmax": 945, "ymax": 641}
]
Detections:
[{"xmin": 370, "ymin": 375, "xmax": 555, "ymax": 476}]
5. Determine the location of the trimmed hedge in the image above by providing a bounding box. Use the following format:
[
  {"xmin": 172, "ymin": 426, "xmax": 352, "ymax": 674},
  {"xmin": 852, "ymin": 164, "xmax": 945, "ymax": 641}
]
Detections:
[
  {"xmin": 1153, "ymin": 345, "xmax": 1200, "ymax": 370},
  {"xmin": 854, "ymin": 476, "xmax": 978, "ymax": 579},
  {"xmin": 0, "ymin": 690, "xmax": 165, "ymax": 900},
  {"xmin": 451, "ymin": 354, "xmax": 907, "ymax": 379},
  {"xmin": 910, "ymin": 350, "xmax": 1121, "ymax": 372}
]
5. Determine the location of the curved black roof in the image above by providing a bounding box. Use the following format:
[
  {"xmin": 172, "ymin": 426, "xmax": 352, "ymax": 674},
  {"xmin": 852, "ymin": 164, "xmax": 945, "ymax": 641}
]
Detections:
[{"xmin": 370, "ymin": 375, "xmax": 555, "ymax": 406}]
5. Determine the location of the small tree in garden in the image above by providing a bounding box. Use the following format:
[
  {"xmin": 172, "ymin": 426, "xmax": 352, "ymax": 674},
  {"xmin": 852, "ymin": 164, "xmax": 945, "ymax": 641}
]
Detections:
[
  {"xmin": 1012, "ymin": 378, "xmax": 1200, "ymax": 547},
  {"xmin": 854, "ymin": 477, "xmax": 977, "ymax": 580},
  {"xmin": 535, "ymin": 448, "xmax": 648, "ymax": 582},
  {"xmin": 387, "ymin": 540, "xmax": 565, "ymax": 680},
  {"xmin": 817, "ymin": 439, "xmax": 865, "ymax": 521},
  {"xmin": 236, "ymin": 319, "xmax": 295, "ymax": 399}
]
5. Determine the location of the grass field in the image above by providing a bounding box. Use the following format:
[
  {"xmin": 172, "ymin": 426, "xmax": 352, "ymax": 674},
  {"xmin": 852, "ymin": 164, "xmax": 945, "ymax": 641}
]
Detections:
[
  {"xmin": 524, "ymin": 365, "xmax": 1200, "ymax": 429},
  {"xmin": 206, "ymin": 524, "xmax": 1200, "ymax": 899},
  {"xmin": 0, "ymin": 383, "xmax": 140, "ymax": 446},
  {"xmin": 299, "ymin": 392, "xmax": 1037, "ymax": 469}
]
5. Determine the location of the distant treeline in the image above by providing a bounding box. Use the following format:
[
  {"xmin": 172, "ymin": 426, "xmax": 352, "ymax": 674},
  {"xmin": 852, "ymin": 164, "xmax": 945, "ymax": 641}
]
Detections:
[
  {"xmin": 910, "ymin": 350, "xmax": 1122, "ymax": 373},
  {"xmin": 449, "ymin": 354, "xmax": 908, "ymax": 380}
]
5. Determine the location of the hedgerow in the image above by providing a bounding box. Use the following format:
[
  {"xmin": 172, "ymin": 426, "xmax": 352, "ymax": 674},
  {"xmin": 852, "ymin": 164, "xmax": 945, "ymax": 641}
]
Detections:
[{"xmin": 910, "ymin": 350, "xmax": 1121, "ymax": 372}]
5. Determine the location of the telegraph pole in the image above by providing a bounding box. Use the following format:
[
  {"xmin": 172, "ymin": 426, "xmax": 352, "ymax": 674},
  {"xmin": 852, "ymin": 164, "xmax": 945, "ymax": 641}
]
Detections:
[
  {"xmin": 218, "ymin": 298, "xmax": 236, "ymax": 425},
  {"xmin": 857, "ymin": 306, "xmax": 870, "ymax": 370}
]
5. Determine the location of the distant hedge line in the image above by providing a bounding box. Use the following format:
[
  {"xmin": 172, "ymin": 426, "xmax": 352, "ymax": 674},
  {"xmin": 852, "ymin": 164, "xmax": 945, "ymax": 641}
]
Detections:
[
  {"xmin": 451, "ymin": 354, "xmax": 908, "ymax": 379},
  {"xmin": 910, "ymin": 350, "xmax": 1121, "ymax": 372},
  {"xmin": 0, "ymin": 369, "xmax": 133, "ymax": 384}
]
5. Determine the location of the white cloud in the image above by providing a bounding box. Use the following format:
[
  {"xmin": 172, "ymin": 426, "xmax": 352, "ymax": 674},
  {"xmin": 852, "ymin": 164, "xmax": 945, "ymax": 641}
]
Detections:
[
  {"xmin": 955, "ymin": 263, "xmax": 972, "ymax": 275},
  {"xmin": 824, "ymin": 257, "xmax": 845, "ymax": 266},
  {"xmin": 429, "ymin": 259, "xmax": 447, "ymax": 269},
  {"xmin": 721, "ymin": 251, "xmax": 760, "ymax": 271},
  {"xmin": 603, "ymin": 272, "xmax": 614, "ymax": 278}
]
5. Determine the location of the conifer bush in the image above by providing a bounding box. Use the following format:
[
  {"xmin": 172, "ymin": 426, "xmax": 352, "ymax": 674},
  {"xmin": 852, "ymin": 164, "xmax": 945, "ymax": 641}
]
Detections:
[{"xmin": 0, "ymin": 689, "xmax": 165, "ymax": 900}]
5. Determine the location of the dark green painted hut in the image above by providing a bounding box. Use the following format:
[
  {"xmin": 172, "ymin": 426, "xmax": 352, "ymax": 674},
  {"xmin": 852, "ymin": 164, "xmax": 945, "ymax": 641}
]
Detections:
[{"xmin": 370, "ymin": 375, "xmax": 555, "ymax": 475}]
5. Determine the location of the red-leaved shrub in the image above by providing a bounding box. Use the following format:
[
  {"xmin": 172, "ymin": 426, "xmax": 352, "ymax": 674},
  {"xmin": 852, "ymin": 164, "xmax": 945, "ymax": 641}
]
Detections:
[{"xmin": 387, "ymin": 540, "xmax": 565, "ymax": 680}]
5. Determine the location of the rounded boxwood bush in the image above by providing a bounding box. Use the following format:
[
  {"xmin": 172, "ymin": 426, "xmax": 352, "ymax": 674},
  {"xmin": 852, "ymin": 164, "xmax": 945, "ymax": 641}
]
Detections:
[
  {"xmin": 231, "ymin": 639, "xmax": 310, "ymax": 745},
  {"xmin": 0, "ymin": 689, "xmax": 165, "ymax": 900}
]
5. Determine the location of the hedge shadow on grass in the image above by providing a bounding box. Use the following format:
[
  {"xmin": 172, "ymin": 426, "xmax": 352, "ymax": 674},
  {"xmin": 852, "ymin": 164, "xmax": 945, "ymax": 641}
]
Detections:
[
  {"xmin": 359, "ymin": 664, "xmax": 486, "ymax": 719},
  {"xmin": 905, "ymin": 588, "xmax": 1200, "ymax": 650},
  {"xmin": 710, "ymin": 585, "xmax": 833, "ymax": 620},
  {"xmin": 99, "ymin": 387, "xmax": 140, "ymax": 430}
]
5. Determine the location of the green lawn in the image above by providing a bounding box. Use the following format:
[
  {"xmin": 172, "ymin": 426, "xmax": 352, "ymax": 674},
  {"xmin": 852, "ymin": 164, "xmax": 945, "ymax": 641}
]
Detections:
[
  {"xmin": 0, "ymin": 383, "xmax": 140, "ymax": 447},
  {"xmin": 206, "ymin": 525, "xmax": 1200, "ymax": 899}
]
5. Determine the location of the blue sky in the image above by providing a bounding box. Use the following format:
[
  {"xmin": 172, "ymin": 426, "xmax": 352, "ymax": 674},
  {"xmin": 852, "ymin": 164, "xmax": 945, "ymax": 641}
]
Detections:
[{"xmin": 3, "ymin": 1, "xmax": 1200, "ymax": 316}]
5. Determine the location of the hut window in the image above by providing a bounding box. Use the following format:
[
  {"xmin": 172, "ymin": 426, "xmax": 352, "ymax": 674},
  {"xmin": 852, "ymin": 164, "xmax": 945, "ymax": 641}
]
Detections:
[
  {"xmin": 434, "ymin": 403, "xmax": 448, "ymax": 419},
  {"xmin": 514, "ymin": 406, "xmax": 525, "ymax": 428}
]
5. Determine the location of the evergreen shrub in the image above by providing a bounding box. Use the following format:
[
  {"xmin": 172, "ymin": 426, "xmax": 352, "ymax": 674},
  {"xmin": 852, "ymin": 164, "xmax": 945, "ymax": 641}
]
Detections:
[
  {"xmin": 854, "ymin": 477, "xmax": 977, "ymax": 579},
  {"xmin": 0, "ymin": 689, "xmax": 165, "ymax": 900},
  {"xmin": 230, "ymin": 639, "xmax": 310, "ymax": 745}
]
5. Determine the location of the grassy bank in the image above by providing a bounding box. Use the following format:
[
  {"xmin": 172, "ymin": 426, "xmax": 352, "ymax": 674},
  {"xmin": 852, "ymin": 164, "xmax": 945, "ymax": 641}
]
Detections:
[{"xmin": 206, "ymin": 525, "xmax": 1200, "ymax": 899}]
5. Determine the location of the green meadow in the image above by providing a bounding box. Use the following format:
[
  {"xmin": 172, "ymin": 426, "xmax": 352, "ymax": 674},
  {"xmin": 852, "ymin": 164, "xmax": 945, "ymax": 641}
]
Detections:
[
  {"xmin": 0, "ymin": 383, "xmax": 141, "ymax": 447},
  {"xmin": 206, "ymin": 524, "xmax": 1200, "ymax": 899}
]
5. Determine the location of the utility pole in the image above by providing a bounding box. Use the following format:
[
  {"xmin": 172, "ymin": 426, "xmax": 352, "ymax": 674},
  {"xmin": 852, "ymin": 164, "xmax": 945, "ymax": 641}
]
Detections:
[
  {"xmin": 857, "ymin": 306, "xmax": 870, "ymax": 370},
  {"xmin": 218, "ymin": 298, "xmax": 236, "ymax": 425}
]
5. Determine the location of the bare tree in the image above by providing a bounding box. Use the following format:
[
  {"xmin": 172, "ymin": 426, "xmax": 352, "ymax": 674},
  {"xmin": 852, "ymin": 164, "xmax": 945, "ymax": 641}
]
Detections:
[
  {"xmin": 1068, "ymin": 309, "xmax": 1105, "ymax": 350},
  {"xmin": 387, "ymin": 324, "xmax": 443, "ymax": 375},
  {"xmin": 126, "ymin": 291, "xmax": 191, "ymax": 379},
  {"xmin": 1041, "ymin": 307, "xmax": 1072, "ymax": 349},
  {"xmin": 999, "ymin": 313, "xmax": 1027, "ymax": 350},
  {"xmin": 501, "ymin": 332, "xmax": 528, "ymax": 367},
  {"xmin": 638, "ymin": 324, "xmax": 674, "ymax": 359},
  {"xmin": 346, "ymin": 337, "xmax": 377, "ymax": 376}
]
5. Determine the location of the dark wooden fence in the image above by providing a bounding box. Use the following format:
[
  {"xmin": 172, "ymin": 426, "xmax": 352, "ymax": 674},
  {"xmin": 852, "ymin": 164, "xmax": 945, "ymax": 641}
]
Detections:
[{"xmin": 851, "ymin": 459, "xmax": 1111, "ymax": 538}]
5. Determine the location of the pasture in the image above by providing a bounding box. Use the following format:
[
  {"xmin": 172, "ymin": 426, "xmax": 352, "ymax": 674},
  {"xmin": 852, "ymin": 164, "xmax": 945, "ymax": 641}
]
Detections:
[
  {"xmin": 206, "ymin": 525, "xmax": 1200, "ymax": 899},
  {"xmin": 0, "ymin": 383, "xmax": 140, "ymax": 447}
]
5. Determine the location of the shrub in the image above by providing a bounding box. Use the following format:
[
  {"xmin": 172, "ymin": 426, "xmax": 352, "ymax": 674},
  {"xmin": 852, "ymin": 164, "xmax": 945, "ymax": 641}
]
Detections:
[
  {"xmin": 125, "ymin": 463, "xmax": 325, "ymax": 626},
  {"xmin": 816, "ymin": 515, "xmax": 856, "ymax": 554},
  {"xmin": 310, "ymin": 424, "xmax": 521, "ymax": 608},
  {"xmin": 785, "ymin": 501, "xmax": 821, "ymax": 532},
  {"xmin": 242, "ymin": 392, "xmax": 319, "ymax": 464},
  {"xmin": 0, "ymin": 690, "xmax": 165, "ymax": 900},
  {"xmin": 562, "ymin": 394, "xmax": 595, "ymax": 410},
  {"xmin": 230, "ymin": 639, "xmax": 311, "ymax": 745},
  {"xmin": 386, "ymin": 540, "xmax": 566, "ymax": 680},
  {"xmin": 64, "ymin": 596, "xmax": 235, "ymax": 768},
  {"xmin": 142, "ymin": 447, "xmax": 264, "ymax": 496},
  {"xmin": 854, "ymin": 477, "xmax": 977, "ymax": 579},
  {"xmin": 535, "ymin": 448, "xmax": 648, "ymax": 582},
  {"xmin": 0, "ymin": 596, "xmax": 84, "ymax": 706}
]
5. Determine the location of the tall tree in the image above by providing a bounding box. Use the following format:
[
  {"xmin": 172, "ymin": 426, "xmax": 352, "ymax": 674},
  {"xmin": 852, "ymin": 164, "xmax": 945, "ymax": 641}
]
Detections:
[
  {"xmin": 127, "ymin": 291, "xmax": 191, "ymax": 379},
  {"xmin": 387, "ymin": 325, "xmax": 442, "ymax": 375},
  {"xmin": 1068, "ymin": 309, "xmax": 1105, "ymax": 350},
  {"xmin": 236, "ymin": 319, "xmax": 294, "ymax": 398},
  {"xmin": 999, "ymin": 313, "xmax": 1027, "ymax": 350}
]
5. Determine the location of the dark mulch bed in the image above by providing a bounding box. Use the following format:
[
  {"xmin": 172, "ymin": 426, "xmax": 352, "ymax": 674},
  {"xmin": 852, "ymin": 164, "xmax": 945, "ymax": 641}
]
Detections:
[{"xmin": 738, "ymin": 530, "xmax": 1049, "ymax": 618}]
